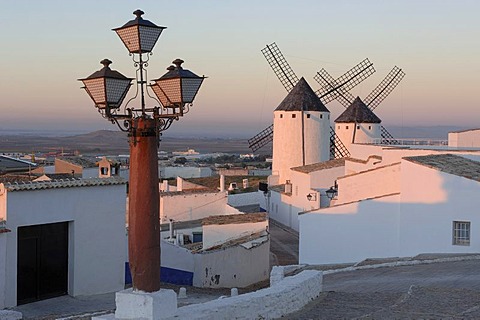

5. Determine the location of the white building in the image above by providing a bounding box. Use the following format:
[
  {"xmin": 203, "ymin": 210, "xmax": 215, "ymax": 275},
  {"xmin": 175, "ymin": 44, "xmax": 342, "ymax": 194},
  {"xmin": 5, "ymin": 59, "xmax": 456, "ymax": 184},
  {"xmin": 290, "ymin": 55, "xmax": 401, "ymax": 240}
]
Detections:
[
  {"xmin": 0, "ymin": 177, "xmax": 127, "ymax": 308},
  {"xmin": 334, "ymin": 97, "xmax": 382, "ymax": 151},
  {"xmin": 271, "ymin": 78, "xmax": 331, "ymax": 185},
  {"xmin": 158, "ymin": 213, "xmax": 270, "ymax": 288},
  {"xmin": 448, "ymin": 128, "xmax": 480, "ymax": 148},
  {"xmin": 300, "ymin": 153, "xmax": 480, "ymax": 264}
]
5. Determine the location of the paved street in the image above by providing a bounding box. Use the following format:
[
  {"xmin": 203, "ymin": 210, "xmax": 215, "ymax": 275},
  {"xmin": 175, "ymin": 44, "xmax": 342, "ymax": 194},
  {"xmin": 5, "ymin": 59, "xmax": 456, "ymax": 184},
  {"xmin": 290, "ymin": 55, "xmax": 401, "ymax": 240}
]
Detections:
[
  {"xmin": 269, "ymin": 219, "xmax": 299, "ymax": 266},
  {"xmin": 285, "ymin": 259, "xmax": 480, "ymax": 319}
]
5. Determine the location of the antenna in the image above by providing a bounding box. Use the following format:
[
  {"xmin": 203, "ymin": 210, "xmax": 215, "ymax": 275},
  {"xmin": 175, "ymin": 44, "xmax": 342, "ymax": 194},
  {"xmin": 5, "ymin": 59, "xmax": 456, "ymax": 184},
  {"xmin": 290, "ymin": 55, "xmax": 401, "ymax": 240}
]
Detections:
[
  {"xmin": 315, "ymin": 58, "xmax": 375, "ymax": 107},
  {"xmin": 364, "ymin": 66, "xmax": 405, "ymax": 111},
  {"xmin": 261, "ymin": 43, "xmax": 299, "ymax": 92}
]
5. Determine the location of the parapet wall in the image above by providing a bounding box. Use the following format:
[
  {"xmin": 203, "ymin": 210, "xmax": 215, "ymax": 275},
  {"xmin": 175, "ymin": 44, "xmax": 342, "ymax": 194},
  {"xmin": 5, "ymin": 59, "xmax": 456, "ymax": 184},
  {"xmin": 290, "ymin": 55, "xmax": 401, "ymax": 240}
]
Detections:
[{"xmin": 169, "ymin": 269, "xmax": 323, "ymax": 319}]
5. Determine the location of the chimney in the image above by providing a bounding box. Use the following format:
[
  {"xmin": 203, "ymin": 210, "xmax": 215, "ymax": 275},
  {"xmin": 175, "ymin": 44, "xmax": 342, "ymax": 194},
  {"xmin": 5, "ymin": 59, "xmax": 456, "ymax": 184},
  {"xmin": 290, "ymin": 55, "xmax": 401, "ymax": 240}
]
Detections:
[
  {"xmin": 220, "ymin": 174, "xmax": 225, "ymax": 192},
  {"xmin": 162, "ymin": 180, "xmax": 169, "ymax": 192},
  {"xmin": 177, "ymin": 177, "xmax": 183, "ymax": 192}
]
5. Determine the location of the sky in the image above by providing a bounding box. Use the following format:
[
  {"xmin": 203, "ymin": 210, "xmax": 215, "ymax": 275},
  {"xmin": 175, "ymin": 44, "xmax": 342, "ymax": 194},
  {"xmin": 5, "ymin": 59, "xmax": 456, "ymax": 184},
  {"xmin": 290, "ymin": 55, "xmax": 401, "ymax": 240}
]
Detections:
[{"xmin": 0, "ymin": 0, "xmax": 479, "ymax": 138}]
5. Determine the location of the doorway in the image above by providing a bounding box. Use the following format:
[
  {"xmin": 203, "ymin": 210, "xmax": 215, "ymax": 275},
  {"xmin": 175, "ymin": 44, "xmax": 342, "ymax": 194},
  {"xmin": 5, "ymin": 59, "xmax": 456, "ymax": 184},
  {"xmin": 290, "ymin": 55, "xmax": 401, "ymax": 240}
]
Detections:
[{"xmin": 17, "ymin": 222, "xmax": 68, "ymax": 305}]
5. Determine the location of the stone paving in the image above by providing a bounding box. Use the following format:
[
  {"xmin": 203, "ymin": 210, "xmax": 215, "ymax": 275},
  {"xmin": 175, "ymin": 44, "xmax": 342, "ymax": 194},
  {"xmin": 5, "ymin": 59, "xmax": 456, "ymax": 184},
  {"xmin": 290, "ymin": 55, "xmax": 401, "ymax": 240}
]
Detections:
[{"xmin": 284, "ymin": 259, "xmax": 480, "ymax": 319}]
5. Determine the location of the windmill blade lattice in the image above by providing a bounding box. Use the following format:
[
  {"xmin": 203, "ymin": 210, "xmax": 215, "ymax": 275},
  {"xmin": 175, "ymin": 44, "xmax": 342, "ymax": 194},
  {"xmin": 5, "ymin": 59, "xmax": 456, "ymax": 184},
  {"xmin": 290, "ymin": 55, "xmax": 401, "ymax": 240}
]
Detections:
[
  {"xmin": 315, "ymin": 58, "xmax": 375, "ymax": 106},
  {"xmin": 330, "ymin": 126, "xmax": 350, "ymax": 159},
  {"xmin": 261, "ymin": 43, "xmax": 299, "ymax": 92},
  {"xmin": 364, "ymin": 66, "xmax": 405, "ymax": 111},
  {"xmin": 380, "ymin": 126, "xmax": 399, "ymax": 145},
  {"xmin": 248, "ymin": 124, "xmax": 273, "ymax": 152}
]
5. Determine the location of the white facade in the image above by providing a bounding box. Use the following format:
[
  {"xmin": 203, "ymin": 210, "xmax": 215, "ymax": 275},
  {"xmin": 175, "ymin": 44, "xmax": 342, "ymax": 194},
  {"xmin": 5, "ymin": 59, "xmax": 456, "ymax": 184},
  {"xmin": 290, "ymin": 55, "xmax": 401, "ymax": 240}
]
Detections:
[
  {"xmin": 159, "ymin": 190, "xmax": 241, "ymax": 223},
  {"xmin": 268, "ymin": 160, "xmax": 345, "ymax": 231},
  {"xmin": 299, "ymin": 155, "xmax": 480, "ymax": 265},
  {"xmin": 160, "ymin": 166, "xmax": 212, "ymax": 179},
  {"xmin": 272, "ymin": 110, "xmax": 330, "ymax": 184},
  {"xmin": 0, "ymin": 231, "xmax": 7, "ymax": 309},
  {"xmin": 334, "ymin": 122, "xmax": 381, "ymax": 153},
  {"xmin": 159, "ymin": 215, "xmax": 270, "ymax": 288},
  {"xmin": 448, "ymin": 128, "xmax": 480, "ymax": 147},
  {"xmin": 0, "ymin": 178, "xmax": 127, "ymax": 308}
]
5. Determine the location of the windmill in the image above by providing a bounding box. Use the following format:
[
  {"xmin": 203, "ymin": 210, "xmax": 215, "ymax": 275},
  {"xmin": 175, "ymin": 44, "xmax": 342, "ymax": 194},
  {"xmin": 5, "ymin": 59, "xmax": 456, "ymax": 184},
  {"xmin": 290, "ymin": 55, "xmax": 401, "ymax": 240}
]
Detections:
[
  {"xmin": 315, "ymin": 65, "xmax": 405, "ymax": 146},
  {"xmin": 248, "ymin": 42, "xmax": 375, "ymax": 158}
]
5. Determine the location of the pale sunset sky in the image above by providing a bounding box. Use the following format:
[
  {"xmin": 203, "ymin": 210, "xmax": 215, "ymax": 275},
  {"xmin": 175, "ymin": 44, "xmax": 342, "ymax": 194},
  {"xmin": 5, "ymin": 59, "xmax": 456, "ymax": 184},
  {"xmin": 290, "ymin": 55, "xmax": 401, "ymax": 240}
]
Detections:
[{"xmin": 0, "ymin": 0, "xmax": 479, "ymax": 138}]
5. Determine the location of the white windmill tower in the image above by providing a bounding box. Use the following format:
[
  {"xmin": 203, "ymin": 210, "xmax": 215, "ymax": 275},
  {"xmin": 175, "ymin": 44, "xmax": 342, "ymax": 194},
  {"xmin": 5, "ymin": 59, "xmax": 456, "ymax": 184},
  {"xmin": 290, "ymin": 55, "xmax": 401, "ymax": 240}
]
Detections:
[
  {"xmin": 334, "ymin": 96, "xmax": 382, "ymax": 150},
  {"xmin": 272, "ymin": 77, "xmax": 331, "ymax": 184}
]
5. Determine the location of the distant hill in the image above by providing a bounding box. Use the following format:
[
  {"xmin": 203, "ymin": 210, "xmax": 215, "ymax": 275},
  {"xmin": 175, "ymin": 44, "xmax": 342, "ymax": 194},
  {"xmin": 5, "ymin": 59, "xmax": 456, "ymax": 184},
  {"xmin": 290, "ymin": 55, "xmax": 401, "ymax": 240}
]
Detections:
[
  {"xmin": 386, "ymin": 126, "xmax": 470, "ymax": 139},
  {"xmin": 0, "ymin": 126, "xmax": 475, "ymax": 155}
]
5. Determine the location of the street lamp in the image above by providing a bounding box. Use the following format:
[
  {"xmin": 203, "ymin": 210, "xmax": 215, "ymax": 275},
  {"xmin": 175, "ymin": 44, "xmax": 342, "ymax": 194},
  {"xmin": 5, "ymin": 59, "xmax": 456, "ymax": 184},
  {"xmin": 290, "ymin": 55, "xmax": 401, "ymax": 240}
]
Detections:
[{"xmin": 79, "ymin": 9, "xmax": 205, "ymax": 293}]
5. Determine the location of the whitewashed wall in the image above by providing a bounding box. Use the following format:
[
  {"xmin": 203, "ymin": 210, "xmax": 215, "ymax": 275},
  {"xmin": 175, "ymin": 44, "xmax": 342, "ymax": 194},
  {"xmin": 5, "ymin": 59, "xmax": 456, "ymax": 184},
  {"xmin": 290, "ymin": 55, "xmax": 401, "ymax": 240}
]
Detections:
[
  {"xmin": 448, "ymin": 129, "xmax": 480, "ymax": 147},
  {"xmin": 299, "ymin": 194, "xmax": 400, "ymax": 264},
  {"xmin": 272, "ymin": 110, "xmax": 330, "ymax": 184},
  {"xmin": 344, "ymin": 156, "xmax": 383, "ymax": 175},
  {"xmin": 0, "ymin": 233, "xmax": 6, "ymax": 309},
  {"xmin": 161, "ymin": 240, "xmax": 195, "ymax": 273},
  {"xmin": 268, "ymin": 165, "xmax": 344, "ymax": 231},
  {"xmin": 397, "ymin": 159, "xmax": 480, "ymax": 256},
  {"xmin": 202, "ymin": 221, "xmax": 268, "ymax": 250},
  {"xmin": 193, "ymin": 240, "xmax": 270, "ymax": 288},
  {"xmin": 348, "ymin": 143, "xmax": 384, "ymax": 161},
  {"xmin": 335, "ymin": 163, "xmax": 401, "ymax": 205},
  {"xmin": 335, "ymin": 123, "xmax": 381, "ymax": 153},
  {"xmin": 160, "ymin": 167, "xmax": 212, "ymax": 179},
  {"xmin": 160, "ymin": 192, "xmax": 228, "ymax": 223},
  {"xmin": 300, "ymin": 159, "xmax": 480, "ymax": 265},
  {"xmin": 227, "ymin": 192, "xmax": 262, "ymax": 208},
  {"xmin": 1, "ymin": 184, "xmax": 126, "ymax": 307}
]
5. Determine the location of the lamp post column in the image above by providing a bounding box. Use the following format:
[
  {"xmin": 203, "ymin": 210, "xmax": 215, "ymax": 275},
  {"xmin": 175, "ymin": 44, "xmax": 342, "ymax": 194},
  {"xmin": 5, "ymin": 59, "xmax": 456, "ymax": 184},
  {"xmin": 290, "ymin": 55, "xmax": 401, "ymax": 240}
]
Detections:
[{"xmin": 128, "ymin": 117, "xmax": 160, "ymax": 292}]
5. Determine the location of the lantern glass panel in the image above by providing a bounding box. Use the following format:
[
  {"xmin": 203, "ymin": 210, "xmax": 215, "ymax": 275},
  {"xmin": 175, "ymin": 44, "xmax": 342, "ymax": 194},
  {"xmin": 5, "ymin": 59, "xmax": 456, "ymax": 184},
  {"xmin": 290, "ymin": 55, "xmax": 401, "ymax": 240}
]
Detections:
[
  {"xmin": 138, "ymin": 25, "xmax": 163, "ymax": 53},
  {"xmin": 155, "ymin": 78, "xmax": 182, "ymax": 106},
  {"xmin": 115, "ymin": 25, "xmax": 140, "ymax": 53},
  {"xmin": 82, "ymin": 78, "xmax": 106, "ymax": 108},
  {"xmin": 151, "ymin": 84, "xmax": 169, "ymax": 107},
  {"xmin": 105, "ymin": 78, "xmax": 131, "ymax": 107},
  {"xmin": 181, "ymin": 78, "xmax": 204, "ymax": 104}
]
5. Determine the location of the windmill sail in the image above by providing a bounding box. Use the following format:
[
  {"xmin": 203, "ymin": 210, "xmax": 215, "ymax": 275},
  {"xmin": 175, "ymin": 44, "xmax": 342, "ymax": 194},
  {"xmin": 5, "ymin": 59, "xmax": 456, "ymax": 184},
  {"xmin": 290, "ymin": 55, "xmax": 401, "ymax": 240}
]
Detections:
[
  {"xmin": 315, "ymin": 58, "xmax": 375, "ymax": 107},
  {"xmin": 261, "ymin": 43, "xmax": 299, "ymax": 92},
  {"xmin": 364, "ymin": 66, "xmax": 405, "ymax": 111},
  {"xmin": 330, "ymin": 126, "xmax": 350, "ymax": 159},
  {"xmin": 248, "ymin": 124, "xmax": 274, "ymax": 152}
]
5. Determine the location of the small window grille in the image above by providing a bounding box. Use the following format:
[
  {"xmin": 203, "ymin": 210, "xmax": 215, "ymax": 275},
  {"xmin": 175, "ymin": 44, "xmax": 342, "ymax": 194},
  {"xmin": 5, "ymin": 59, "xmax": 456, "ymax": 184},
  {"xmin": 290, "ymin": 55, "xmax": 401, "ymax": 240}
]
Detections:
[{"xmin": 453, "ymin": 221, "xmax": 470, "ymax": 246}]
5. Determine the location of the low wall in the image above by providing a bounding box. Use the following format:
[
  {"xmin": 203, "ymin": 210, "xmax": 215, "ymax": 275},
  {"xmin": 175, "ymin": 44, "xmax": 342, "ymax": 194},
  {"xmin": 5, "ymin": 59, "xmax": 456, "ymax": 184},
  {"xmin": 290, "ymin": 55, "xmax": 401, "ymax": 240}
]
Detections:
[
  {"xmin": 170, "ymin": 270, "xmax": 322, "ymax": 319},
  {"xmin": 227, "ymin": 192, "xmax": 262, "ymax": 207}
]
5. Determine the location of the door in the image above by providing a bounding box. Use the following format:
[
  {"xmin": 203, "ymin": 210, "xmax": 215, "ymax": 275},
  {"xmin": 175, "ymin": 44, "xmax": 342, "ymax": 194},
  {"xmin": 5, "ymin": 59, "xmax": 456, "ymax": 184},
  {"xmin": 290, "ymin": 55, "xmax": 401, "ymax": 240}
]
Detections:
[{"xmin": 17, "ymin": 222, "xmax": 68, "ymax": 305}]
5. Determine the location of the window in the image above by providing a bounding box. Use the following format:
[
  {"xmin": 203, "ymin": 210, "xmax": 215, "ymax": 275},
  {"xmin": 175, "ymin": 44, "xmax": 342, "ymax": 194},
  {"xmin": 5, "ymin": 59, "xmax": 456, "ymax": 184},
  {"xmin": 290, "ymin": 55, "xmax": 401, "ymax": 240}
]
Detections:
[
  {"xmin": 280, "ymin": 114, "xmax": 283, "ymax": 118},
  {"xmin": 337, "ymin": 126, "xmax": 340, "ymax": 129},
  {"xmin": 453, "ymin": 221, "xmax": 470, "ymax": 245},
  {"xmin": 292, "ymin": 114, "xmax": 296, "ymax": 118},
  {"xmin": 357, "ymin": 125, "xmax": 360, "ymax": 130},
  {"xmin": 320, "ymin": 114, "xmax": 322, "ymax": 119},
  {"xmin": 346, "ymin": 126, "xmax": 349, "ymax": 129},
  {"xmin": 306, "ymin": 114, "xmax": 311, "ymax": 119},
  {"xmin": 369, "ymin": 126, "xmax": 372, "ymax": 130}
]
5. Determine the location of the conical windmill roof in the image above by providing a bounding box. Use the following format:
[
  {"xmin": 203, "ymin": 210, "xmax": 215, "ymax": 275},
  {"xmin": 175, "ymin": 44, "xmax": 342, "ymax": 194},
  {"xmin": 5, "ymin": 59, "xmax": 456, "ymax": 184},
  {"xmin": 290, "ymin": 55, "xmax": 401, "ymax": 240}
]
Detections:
[
  {"xmin": 275, "ymin": 77, "xmax": 329, "ymax": 112},
  {"xmin": 335, "ymin": 97, "xmax": 381, "ymax": 123}
]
